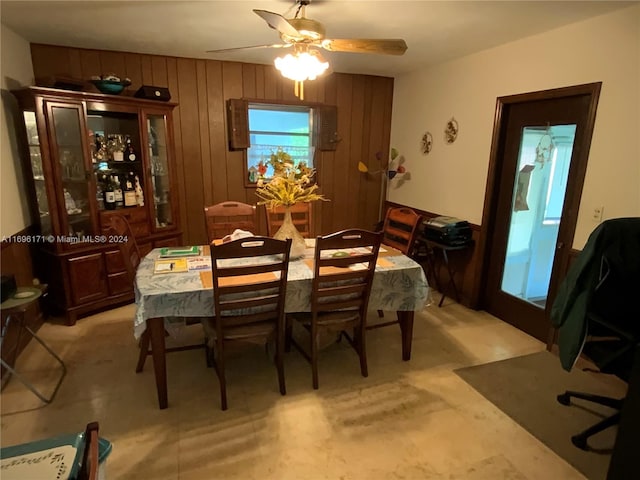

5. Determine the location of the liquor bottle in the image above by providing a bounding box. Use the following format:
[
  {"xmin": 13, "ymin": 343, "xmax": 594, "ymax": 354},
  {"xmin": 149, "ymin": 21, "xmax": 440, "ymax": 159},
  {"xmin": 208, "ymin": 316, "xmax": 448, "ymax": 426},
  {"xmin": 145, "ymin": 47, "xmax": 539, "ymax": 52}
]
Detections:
[
  {"xmin": 134, "ymin": 175, "xmax": 145, "ymax": 206},
  {"xmin": 124, "ymin": 135, "xmax": 138, "ymax": 162},
  {"xmin": 104, "ymin": 175, "xmax": 116, "ymax": 210},
  {"xmin": 96, "ymin": 175, "xmax": 105, "ymax": 210},
  {"xmin": 109, "ymin": 135, "xmax": 124, "ymax": 161},
  {"xmin": 113, "ymin": 175, "xmax": 124, "ymax": 208},
  {"xmin": 124, "ymin": 172, "xmax": 137, "ymax": 207}
]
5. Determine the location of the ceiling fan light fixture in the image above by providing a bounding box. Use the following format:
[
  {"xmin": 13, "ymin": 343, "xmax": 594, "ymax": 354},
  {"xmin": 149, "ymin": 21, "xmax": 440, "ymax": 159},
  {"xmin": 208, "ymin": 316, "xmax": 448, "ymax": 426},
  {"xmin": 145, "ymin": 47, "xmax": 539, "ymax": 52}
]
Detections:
[
  {"xmin": 274, "ymin": 48, "xmax": 329, "ymax": 100},
  {"xmin": 274, "ymin": 50, "xmax": 329, "ymax": 82}
]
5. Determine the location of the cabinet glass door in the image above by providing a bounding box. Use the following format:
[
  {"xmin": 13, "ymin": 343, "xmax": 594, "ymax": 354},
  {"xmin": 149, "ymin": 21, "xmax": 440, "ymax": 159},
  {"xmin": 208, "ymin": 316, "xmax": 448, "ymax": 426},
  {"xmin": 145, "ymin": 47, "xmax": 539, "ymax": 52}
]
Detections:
[
  {"xmin": 86, "ymin": 110, "xmax": 143, "ymax": 213},
  {"xmin": 24, "ymin": 111, "xmax": 52, "ymax": 236},
  {"xmin": 49, "ymin": 104, "xmax": 95, "ymax": 240},
  {"xmin": 147, "ymin": 114, "xmax": 174, "ymax": 230}
]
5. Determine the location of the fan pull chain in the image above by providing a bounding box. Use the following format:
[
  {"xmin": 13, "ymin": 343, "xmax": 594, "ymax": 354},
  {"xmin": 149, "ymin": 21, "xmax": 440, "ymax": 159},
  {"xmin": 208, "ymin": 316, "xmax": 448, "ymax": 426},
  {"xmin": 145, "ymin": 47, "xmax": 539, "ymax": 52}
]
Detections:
[{"xmin": 294, "ymin": 80, "xmax": 305, "ymax": 100}]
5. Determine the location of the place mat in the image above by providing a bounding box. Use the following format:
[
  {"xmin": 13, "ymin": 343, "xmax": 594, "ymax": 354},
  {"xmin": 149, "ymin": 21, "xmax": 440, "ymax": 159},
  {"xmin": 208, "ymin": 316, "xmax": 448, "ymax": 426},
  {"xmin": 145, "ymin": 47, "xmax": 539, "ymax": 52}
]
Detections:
[
  {"xmin": 199, "ymin": 271, "xmax": 277, "ymax": 289},
  {"xmin": 303, "ymin": 256, "xmax": 394, "ymax": 273},
  {"xmin": 376, "ymin": 257, "xmax": 394, "ymax": 268},
  {"xmin": 378, "ymin": 245, "xmax": 403, "ymax": 258}
]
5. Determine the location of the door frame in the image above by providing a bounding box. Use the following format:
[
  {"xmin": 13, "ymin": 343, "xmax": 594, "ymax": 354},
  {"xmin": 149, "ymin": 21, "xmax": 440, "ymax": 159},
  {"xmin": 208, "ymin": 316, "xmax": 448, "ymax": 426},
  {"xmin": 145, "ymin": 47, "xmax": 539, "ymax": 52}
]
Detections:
[{"xmin": 473, "ymin": 83, "xmax": 601, "ymax": 336}]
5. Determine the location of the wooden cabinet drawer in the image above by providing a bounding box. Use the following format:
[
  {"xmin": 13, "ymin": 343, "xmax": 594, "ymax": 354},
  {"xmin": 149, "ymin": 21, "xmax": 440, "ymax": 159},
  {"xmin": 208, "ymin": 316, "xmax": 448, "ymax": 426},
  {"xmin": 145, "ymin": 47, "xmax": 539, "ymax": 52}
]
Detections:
[
  {"xmin": 107, "ymin": 271, "xmax": 131, "ymax": 295},
  {"xmin": 104, "ymin": 249, "xmax": 125, "ymax": 274},
  {"xmin": 67, "ymin": 253, "xmax": 108, "ymax": 305}
]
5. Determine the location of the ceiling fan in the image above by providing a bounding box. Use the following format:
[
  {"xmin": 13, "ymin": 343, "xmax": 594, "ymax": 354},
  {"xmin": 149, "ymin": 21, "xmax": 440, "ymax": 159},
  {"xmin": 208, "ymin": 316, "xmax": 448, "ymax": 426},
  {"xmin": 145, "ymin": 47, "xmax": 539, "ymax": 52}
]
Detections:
[
  {"xmin": 206, "ymin": 0, "xmax": 407, "ymax": 97},
  {"xmin": 207, "ymin": 0, "xmax": 407, "ymax": 56}
]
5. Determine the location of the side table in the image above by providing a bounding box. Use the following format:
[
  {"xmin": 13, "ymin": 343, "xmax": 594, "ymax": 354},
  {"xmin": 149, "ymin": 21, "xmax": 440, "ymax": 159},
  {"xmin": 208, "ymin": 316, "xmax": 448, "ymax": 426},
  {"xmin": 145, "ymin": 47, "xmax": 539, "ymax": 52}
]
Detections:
[
  {"xmin": 1, "ymin": 285, "xmax": 66, "ymax": 403},
  {"xmin": 422, "ymin": 240, "xmax": 472, "ymax": 307}
]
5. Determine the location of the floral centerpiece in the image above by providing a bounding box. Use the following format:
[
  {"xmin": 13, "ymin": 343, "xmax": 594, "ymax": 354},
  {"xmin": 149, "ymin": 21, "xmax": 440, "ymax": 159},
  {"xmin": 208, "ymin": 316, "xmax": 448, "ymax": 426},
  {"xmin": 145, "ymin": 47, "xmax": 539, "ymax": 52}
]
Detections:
[
  {"xmin": 255, "ymin": 147, "xmax": 324, "ymax": 206},
  {"xmin": 255, "ymin": 147, "xmax": 327, "ymax": 257}
]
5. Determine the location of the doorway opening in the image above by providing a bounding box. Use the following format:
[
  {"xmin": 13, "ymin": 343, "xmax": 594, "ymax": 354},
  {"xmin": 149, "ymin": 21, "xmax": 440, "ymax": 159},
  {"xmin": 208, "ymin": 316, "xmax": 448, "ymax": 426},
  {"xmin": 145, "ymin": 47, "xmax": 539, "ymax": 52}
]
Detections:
[{"xmin": 502, "ymin": 125, "xmax": 577, "ymax": 308}]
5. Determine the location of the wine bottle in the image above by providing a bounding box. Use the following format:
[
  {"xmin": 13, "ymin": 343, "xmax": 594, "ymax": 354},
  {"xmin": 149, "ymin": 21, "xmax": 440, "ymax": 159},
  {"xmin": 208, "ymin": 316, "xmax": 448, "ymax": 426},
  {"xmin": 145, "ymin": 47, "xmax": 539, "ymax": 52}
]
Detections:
[
  {"xmin": 113, "ymin": 175, "xmax": 124, "ymax": 208},
  {"xmin": 110, "ymin": 134, "xmax": 124, "ymax": 162},
  {"xmin": 124, "ymin": 172, "xmax": 137, "ymax": 207},
  {"xmin": 125, "ymin": 135, "xmax": 138, "ymax": 162},
  {"xmin": 104, "ymin": 175, "xmax": 116, "ymax": 210},
  {"xmin": 96, "ymin": 186, "xmax": 104, "ymax": 210}
]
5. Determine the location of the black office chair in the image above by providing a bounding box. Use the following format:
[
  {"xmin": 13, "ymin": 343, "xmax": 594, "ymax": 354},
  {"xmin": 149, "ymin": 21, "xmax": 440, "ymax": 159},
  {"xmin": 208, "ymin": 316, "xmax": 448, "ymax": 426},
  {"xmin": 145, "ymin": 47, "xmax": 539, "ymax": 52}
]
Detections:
[{"xmin": 551, "ymin": 218, "xmax": 640, "ymax": 450}]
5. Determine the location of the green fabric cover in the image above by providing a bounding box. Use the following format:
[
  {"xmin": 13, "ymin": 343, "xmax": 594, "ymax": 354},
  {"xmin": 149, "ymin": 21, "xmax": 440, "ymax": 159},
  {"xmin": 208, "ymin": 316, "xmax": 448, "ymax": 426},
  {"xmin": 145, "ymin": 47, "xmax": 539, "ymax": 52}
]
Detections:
[{"xmin": 550, "ymin": 218, "xmax": 640, "ymax": 371}]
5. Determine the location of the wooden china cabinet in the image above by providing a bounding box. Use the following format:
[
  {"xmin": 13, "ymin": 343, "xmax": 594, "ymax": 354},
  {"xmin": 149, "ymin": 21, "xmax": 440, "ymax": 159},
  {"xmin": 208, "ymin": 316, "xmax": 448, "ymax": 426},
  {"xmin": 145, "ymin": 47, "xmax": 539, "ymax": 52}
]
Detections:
[{"xmin": 12, "ymin": 87, "xmax": 182, "ymax": 325}]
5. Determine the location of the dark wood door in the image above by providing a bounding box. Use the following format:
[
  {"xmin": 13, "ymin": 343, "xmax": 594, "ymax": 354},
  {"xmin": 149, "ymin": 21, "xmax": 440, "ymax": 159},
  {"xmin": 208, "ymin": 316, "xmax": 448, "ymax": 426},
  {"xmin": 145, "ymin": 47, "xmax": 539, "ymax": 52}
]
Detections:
[{"xmin": 480, "ymin": 83, "xmax": 601, "ymax": 341}]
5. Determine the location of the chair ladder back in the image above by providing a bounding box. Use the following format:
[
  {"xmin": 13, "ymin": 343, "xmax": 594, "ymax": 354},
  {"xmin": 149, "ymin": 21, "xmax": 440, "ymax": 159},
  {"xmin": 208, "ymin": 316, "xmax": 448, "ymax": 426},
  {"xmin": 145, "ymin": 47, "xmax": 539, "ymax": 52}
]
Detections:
[
  {"xmin": 206, "ymin": 236, "xmax": 292, "ymax": 409},
  {"xmin": 204, "ymin": 201, "xmax": 257, "ymax": 243},
  {"xmin": 312, "ymin": 229, "xmax": 382, "ymax": 319},
  {"xmin": 106, "ymin": 215, "xmax": 141, "ymax": 283},
  {"xmin": 266, "ymin": 203, "xmax": 313, "ymax": 238},
  {"xmin": 210, "ymin": 237, "xmax": 292, "ymax": 334},
  {"xmin": 382, "ymin": 207, "xmax": 422, "ymax": 256},
  {"xmin": 289, "ymin": 228, "xmax": 381, "ymax": 389}
]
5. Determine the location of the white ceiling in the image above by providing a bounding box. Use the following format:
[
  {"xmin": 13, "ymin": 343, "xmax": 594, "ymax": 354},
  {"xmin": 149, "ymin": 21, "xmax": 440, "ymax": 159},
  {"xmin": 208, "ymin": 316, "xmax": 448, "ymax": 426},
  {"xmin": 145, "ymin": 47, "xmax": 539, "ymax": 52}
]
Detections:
[{"xmin": 1, "ymin": 1, "xmax": 635, "ymax": 77}]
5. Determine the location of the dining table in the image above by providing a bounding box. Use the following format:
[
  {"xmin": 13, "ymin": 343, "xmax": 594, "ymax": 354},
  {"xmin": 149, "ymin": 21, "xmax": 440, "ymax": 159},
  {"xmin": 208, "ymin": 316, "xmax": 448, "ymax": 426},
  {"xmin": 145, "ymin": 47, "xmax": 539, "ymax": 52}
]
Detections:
[{"xmin": 134, "ymin": 240, "xmax": 429, "ymax": 409}]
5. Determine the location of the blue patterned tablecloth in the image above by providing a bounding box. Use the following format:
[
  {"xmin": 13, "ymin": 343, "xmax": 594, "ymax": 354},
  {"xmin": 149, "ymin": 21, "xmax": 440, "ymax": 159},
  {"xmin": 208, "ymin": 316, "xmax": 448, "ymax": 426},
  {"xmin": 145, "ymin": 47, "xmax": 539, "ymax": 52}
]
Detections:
[{"xmin": 134, "ymin": 244, "xmax": 429, "ymax": 339}]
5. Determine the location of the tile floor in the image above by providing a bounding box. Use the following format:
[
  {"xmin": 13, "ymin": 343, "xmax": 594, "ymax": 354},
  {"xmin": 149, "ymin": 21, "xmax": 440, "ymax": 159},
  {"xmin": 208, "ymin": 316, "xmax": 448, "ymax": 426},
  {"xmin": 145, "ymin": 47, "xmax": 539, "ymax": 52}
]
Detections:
[{"xmin": 0, "ymin": 299, "xmax": 609, "ymax": 479}]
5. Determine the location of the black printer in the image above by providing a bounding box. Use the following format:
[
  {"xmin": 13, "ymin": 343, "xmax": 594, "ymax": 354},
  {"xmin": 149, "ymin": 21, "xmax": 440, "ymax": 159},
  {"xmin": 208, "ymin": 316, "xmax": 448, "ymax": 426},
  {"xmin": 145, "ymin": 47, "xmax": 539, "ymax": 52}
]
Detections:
[{"xmin": 422, "ymin": 216, "xmax": 472, "ymax": 246}]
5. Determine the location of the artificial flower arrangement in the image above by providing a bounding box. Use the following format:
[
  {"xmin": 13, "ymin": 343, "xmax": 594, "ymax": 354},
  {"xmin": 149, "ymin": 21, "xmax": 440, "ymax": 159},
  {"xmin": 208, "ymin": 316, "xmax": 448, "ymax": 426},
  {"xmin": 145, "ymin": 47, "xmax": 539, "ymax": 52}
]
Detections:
[
  {"xmin": 255, "ymin": 147, "xmax": 327, "ymax": 208},
  {"xmin": 358, "ymin": 147, "xmax": 410, "ymax": 180}
]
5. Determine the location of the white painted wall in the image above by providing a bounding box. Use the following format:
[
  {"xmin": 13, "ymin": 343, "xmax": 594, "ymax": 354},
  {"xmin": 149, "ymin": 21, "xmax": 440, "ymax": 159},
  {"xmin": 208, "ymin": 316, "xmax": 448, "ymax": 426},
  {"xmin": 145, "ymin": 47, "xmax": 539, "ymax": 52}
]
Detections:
[
  {"xmin": 1, "ymin": 24, "xmax": 34, "ymax": 237},
  {"xmin": 390, "ymin": 5, "xmax": 640, "ymax": 249}
]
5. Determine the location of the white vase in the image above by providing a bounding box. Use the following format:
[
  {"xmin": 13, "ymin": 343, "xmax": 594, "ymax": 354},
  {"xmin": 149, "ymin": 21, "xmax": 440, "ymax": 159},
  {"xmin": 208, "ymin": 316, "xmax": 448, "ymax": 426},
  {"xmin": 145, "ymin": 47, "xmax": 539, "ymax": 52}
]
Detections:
[{"xmin": 272, "ymin": 206, "xmax": 307, "ymax": 259}]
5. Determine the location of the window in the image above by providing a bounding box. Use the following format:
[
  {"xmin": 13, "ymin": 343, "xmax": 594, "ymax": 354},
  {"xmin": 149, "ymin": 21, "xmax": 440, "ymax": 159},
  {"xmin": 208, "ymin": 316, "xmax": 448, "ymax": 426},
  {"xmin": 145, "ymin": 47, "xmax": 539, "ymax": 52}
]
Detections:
[
  {"xmin": 246, "ymin": 103, "xmax": 314, "ymax": 184},
  {"xmin": 543, "ymin": 144, "xmax": 573, "ymax": 224}
]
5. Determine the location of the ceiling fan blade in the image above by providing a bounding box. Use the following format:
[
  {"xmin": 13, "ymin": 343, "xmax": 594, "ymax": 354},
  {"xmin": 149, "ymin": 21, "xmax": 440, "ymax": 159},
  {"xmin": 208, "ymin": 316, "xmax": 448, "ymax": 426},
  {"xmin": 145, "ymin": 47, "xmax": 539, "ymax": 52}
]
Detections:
[
  {"xmin": 253, "ymin": 9, "xmax": 301, "ymax": 38},
  {"xmin": 207, "ymin": 44, "xmax": 291, "ymax": 54},
  {"xmin": 320, "ymin": 39, "xmax": 408, "ymax": 55}
]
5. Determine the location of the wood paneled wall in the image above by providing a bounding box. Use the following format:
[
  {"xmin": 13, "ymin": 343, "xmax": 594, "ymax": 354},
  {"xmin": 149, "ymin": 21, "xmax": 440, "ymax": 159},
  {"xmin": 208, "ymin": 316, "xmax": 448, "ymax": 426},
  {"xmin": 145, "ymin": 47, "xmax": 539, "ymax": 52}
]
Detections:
[{"xmin": 30, "ymin": 44, "xmax": 393, "ymax": 245}]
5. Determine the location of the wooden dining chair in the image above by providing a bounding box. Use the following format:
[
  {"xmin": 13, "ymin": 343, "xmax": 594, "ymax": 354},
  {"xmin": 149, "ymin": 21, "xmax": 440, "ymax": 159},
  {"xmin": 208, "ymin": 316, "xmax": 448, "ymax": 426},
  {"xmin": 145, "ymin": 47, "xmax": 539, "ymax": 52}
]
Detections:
[
  {"xmin": 287, "ymin": 229, "xmax": 382, "ymax": 389},
  {"xmin": 265, "ymin": 202, "xmax": 313, "ymax": 238},
  {"xmin": 107, "ymin": 215, "xmax": 142, "ymax": 284},
  {"xmin": 77, "ymin": 421, "xmax": 100, "ymax": 480},
  {"xmin": 105, "ymin": 216, "xmax": 151, "ymax": 372},
  {"xmin": 201, "ymin": 236, "xmax": 292, "ymax": 410},
  {"xmin": 375, "ymin": 206, "xmax": 422, "ymax": 319},
  {"xmin": 204, "ymin": 201, "xmax": 258, "ymax": 243},
  {"xmin": 381, "ymin": 206, "xmax": 422, "ymax": 256}
]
